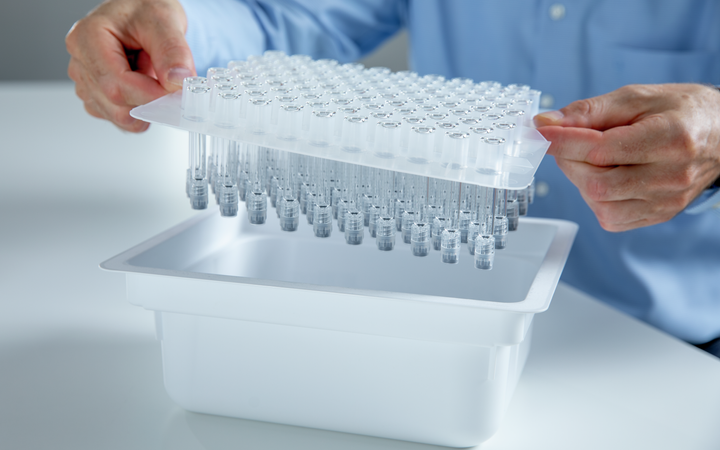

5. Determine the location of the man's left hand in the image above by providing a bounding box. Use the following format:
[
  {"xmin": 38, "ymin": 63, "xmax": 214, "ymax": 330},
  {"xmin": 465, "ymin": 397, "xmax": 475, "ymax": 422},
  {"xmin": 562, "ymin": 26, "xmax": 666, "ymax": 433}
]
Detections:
[{"xmin": 535, "ymin": 83, "xmax": 720, "ymax": 231}]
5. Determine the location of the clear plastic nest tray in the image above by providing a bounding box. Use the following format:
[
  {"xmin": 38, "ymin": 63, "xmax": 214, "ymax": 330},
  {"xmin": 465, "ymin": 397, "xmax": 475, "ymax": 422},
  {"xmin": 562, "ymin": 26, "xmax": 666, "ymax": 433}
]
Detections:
[
  {"xmin": 101, "ymin": 210, "xmax": 576, "ymax": 447},
  {"xmin": 131, "ymin": 92, "xmax": 548, "ymax": 190},
  {"xmin": 130, "ymin": 51, "xmax": 550, "ymax": 190}
]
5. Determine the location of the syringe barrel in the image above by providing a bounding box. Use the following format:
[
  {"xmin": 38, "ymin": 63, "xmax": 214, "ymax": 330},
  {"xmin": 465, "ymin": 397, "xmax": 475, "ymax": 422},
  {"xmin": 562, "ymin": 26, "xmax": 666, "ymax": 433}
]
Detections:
[
  {"xmin": 407, "ymin": 125, "xmax": 436, "ymax": 164},
  {"xmin": 183, "ymin": 85, "xmax": 212, "ymax": 121},
  {"xmin": 313, "ymin": 203, "xmax": 333, "ymax": 238},
  {"xmin": 218, "ymin": 183, "xmax": 239, "ymax": 217},
  {"xmin": 467, "ymin": 221, "xmax": 481, "ymax": 255},
  {"xmin": 247, "ymin": 190, "xmax": 267, "ymax": 224},
  {"xmin": 474, "ymin": 136, "xmax": 505, "ymax": 175},
  {"xmin": 394, "ymin": 199, "xmax": 408, "ymax": 231},
  {"xmin": 410, "ymin": 221, "xmax": 431, "ymax": 257},
  {"xmin": 475, "ymin": 235, "xmax": 496, "ymax": 270},
  {"xmin": 368, "ymin": 205, "xmax": 381, "ymax": 238},
  {"xmin": 401, "ymin": 210, "xmax": 417, "ymax": 244},
  {"xmin": 336, "ymin": 199, "xmax": 350, "ymax": 232},
  {"xmin": 188, "ymin": 133, "xmax": 206, "ymax": 180},
  {"xmin": 493, "ymin": 216, "xmax": 508, "ymax": 249},
  {"xmin": 458, "ymin": 210, "xmax": 473, "ymax": 243},
  {"xmin": 376, "ymin": 216, "xmax": 396, "ymax": 251},
  {"xmin": 440, "ymin": 131, "xmax": 470, "ymax": 170},
  {"xmin": 507, "ymin": 198, "xmax": 520, "ymax": 231},
  {"xmin": 373, "ymin": 120, "xmax": 402, "ymax": 159},
  {"xmin": 340, "ymin": 115, "xmax": 368, "ymax": 153},
  {"xmin": 181, "ymin": 76, "xmax": 207, "ymax": 111},
  {"xmin": 279, "ymin": 197, "xmax": 300, "ymax": 231},
  {"xmin": 213, "ymin": 89, "xmax": 242, "ymax": 128},
  {"xmin": 308, "ymin": 110, "xmax": 336, "ymax": 146},
  {"xmin": 441, "ymin": 229, "xmax": 461, "ymax": 264},
  {"xmin": 344, "ymin": 210, "xmax": 365, "ymax": 245},
  {"xmin": 189, "ymin": 178, "xmax": 209, "ymax": 210},
  {"xmin": 432, "ymin": 216, "xmax": 448, "ymax": 251},
  {"xmin": 277, "ymin": 104, "xmax": 304, "ymax": 140},
  {"xmin": 247, "ymin": 98, "xmax": 273, "ymax": 134}
]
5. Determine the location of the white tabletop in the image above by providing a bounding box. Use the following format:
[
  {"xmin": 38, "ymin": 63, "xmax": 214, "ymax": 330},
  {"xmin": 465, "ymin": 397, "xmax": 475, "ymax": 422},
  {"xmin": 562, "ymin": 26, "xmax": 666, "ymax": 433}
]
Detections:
[{"xmin": 1, "ymin": 83, "xmax": 719, "ymax": 450}]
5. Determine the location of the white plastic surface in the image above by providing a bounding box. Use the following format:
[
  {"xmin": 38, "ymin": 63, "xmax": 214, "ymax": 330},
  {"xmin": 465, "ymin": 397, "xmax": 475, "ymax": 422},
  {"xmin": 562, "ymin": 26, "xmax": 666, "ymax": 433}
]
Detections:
[{"xmin": 101, "ymin": 209, "xmax": 577, "ymax": 447}]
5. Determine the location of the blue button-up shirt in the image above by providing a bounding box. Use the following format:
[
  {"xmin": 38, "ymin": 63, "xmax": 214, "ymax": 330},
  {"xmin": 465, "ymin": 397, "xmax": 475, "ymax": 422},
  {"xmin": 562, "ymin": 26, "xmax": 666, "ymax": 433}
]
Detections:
[{"xmin": 180, "ymin": 0, "xmax": 720, "ymax": 343}]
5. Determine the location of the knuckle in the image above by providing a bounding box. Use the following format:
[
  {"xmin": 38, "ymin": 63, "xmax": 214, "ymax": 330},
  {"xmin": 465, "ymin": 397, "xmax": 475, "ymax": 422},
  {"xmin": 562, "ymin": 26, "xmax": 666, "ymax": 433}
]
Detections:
[
  {"xmin": 111, "ymin": 107, "xmax": 135, "ymax": 127},
  {"xmin": 669, "ymin": 193, "xmax": 691, "ymax": 213},
  {"xmin": 677, "ymin": 167, "xmax": 695, "ymax": 189},
  {"xmin": 592, "ymin": 202, "xmax": 614, "ymax": 225},
  {"xmin": 673, "ymin": 127, "xmax": 698, "ymax": 158},
  {"xmin": 67, "ymin": 60, "xmax": 80, "ymax": 82},
  {"xmin": 158, "ymin": 36, "xmax": 191, "ymax": 60},
  {"xmin": 667, "ymin": 166, "xmax": 695, "ymax": 190},
  {"xmin": 99, "ymin": 79, "xmax": 126, "ymax": 106},
  {"xmin": 83, "ymin": 102, "xmax": 104, "ymax": 120},
  {"xmin": 585, "ymin": 177, "xmax": 610, "ymax": 202},
  {"xmin": 585, "ymin": 146, "xmax": 612, "ymax": 167},
  {"xmin": 619, "ymin": 84, "xmax": 654, "ymax": 100},
  {"xmin": 74, "ymin": 83, "xmax": 89, "ymax": 102},
  {"xmin": 567, "ymin": 98, "xmax": 594, "ymax": 118}
]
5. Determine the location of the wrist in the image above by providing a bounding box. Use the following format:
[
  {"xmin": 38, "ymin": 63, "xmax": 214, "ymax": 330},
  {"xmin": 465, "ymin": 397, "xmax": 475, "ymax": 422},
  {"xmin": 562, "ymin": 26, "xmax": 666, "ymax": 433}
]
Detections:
[{"xmin": 712, "ymin": 85, "xmax": 720, "ymax": 188}]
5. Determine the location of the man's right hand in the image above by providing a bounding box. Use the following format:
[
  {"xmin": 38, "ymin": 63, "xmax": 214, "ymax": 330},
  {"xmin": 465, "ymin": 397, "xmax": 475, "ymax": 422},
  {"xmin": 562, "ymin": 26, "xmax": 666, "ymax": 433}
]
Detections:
[{"xmin": 66, "ymin": 0, "xmax": 195, "ymax": 132}]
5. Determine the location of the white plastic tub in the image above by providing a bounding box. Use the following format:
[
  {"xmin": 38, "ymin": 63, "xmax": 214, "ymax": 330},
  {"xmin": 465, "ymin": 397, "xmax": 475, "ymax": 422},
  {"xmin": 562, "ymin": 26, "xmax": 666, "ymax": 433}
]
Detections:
[{"xmin": 101, "ymin": 210, "xmax": 576, "ymax": 447}]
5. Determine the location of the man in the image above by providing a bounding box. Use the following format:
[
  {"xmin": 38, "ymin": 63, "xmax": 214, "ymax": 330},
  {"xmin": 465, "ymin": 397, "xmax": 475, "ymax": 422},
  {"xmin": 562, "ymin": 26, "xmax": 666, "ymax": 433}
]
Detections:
[{"xmin": 66, "ymin": 0, "xmax": 720, "ymax": 355}]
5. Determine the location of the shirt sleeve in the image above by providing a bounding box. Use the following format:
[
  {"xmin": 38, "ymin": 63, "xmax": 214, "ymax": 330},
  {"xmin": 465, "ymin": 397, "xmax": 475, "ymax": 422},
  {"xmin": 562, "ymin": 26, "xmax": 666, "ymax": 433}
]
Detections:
[
  {"xmin": 178, "ymin": 0, "xmax": 406, "ymax": 75},
  {"xmin": 685, "ymin": 187, "xmax": 720, "ymax": 216}
]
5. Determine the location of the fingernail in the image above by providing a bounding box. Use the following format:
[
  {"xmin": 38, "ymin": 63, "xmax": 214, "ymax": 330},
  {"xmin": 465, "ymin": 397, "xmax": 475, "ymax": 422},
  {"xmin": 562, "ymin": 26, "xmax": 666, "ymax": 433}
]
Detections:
[
  {"xmin": 534, "ymin": 110, "xmax": 564, "ymax": 126},
  {"xmin": 167, "ymin": 67, "xmax": 193, "ymax": 87}
]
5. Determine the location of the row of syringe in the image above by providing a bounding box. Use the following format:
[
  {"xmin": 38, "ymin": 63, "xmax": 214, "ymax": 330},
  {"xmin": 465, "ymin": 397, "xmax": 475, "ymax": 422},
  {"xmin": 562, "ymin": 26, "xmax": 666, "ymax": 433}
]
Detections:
[
  {"xmin": 186, "ymin": 141, "xmax": 534, "ymax": 269},
  {"xmin": 181, "ymin": 57, "xmax": 538, "ymax": 172}
]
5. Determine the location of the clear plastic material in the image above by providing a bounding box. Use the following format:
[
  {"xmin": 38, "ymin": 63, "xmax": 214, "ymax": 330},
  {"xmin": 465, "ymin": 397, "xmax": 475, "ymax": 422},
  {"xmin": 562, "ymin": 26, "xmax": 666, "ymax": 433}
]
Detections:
[
  {"xmin": 247, "ymin": 187, "xmax": 267, "ymax": 225},
  {"xmin": 313, "ymin": 203, "xmax": 333, "ymax": 238},
  {"xmin": 127, "ymin": 53, "xmax": 555, "ymax": 270},
  {"xmin": 279, "ymin": 197, "xmax": 300, "ymax": 231},
  {"xmin": 432, "ymin": 216, "xmax": 448, "ymax": 251},
  {"xmin": 474, "ymin": 235, "xmax": 496, "ymax": 270},
  {"xmin": 344, "ymin": 210, "xmax": 365, "ymax": 245},
  {"xmin": 411, "ymin": 222, "xmax": 431, "ymax": 257},
  {"xmin": 132, "ymin": 53, "xmax": 550, "ymax": 191},
  {"xmin": 376, "ymin": 216, "xmax": 396, "ymax": 251},
  {"xmin": 401, "ymin": 210, "xmax": 418, "ymax": 244},
  {"xmin": 441, "ymin": 229, "xmax": 461, "ymax": 264},
  {"xmin": 467, "ymin": 221, "xmax": 481, "ymax": 255}
]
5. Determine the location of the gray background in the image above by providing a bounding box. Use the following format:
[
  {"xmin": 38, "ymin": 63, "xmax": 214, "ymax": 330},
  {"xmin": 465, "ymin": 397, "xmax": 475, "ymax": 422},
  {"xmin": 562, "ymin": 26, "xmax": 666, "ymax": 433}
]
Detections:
[{"xmin": 0, "ymin": 0, "xmax": 409, "ymax": 81}]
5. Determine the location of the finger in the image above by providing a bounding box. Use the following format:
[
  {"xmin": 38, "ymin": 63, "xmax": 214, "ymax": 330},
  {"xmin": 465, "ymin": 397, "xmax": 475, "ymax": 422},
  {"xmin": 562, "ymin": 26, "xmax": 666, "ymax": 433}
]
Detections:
[
  {"xmin": 97, "ymin": 98, "xmax": 150, "ymax": 132},
  {"xmin": 132, "ymin": 2, "xmax": 195, "ymax": 91},
  {"xmin": 585, "ymin": 197, "xmax": 675, "ymax": 232},
  {"xmin": 134, "ymin": 50, "xmax": 157, "ymax": 78},
  {"xmin": 83, "ymin": 100, "xmax": 104, "ymax": 120},
  {"xmin": 539, "ymin": 115, "xmax": 672, "ymax": 166},
  {"xmin": 84, "ymin": 83, "xmax": 150, "ymax": 133},
  {"xmin": 555, "ymin": 158, "xmax": 661, "ymax": 203},
  {"xmin": 71, "ymin": 22, "xmax": 168, "ymax": 108},
  {"xmin": 538, "ymin": 126, "xmax": 604, "ymax": 163},
  {"xmin": 534, "ymin": 84, "xmax": 663, "ymax": 130}
]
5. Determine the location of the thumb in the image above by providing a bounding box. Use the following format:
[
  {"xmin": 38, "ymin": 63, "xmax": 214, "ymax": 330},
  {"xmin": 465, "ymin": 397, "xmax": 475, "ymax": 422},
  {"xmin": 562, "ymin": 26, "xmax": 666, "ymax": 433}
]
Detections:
[
  {"xmin": 135, "ymin": 2, "xmax": 196, "ymax": 92},
  {"xmin": 533, "ymin": 85, "xmax": 652, "ymax": 131}
]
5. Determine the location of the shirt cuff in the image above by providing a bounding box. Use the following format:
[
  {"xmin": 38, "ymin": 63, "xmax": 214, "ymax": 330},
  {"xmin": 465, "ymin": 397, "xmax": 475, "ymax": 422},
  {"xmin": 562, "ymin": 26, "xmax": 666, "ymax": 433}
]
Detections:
[
  {"xmin": 685, "ymin": 187, "xmax": 720, "ymax": 215},
  {"xmin": 178, "ymin": 0, "xmax": 266, "ymax": 76}
]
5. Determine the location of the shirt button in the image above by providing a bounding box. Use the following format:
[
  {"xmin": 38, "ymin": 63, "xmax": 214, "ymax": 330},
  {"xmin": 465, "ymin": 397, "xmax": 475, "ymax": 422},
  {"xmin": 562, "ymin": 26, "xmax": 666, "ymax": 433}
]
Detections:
[
  {"xmin": 540, "ymin": 94, "xmax": 555, "ymax": 109},
  {"xmin": 549, "ymin": 4, "xmax": 566, "ymax": 21}
]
